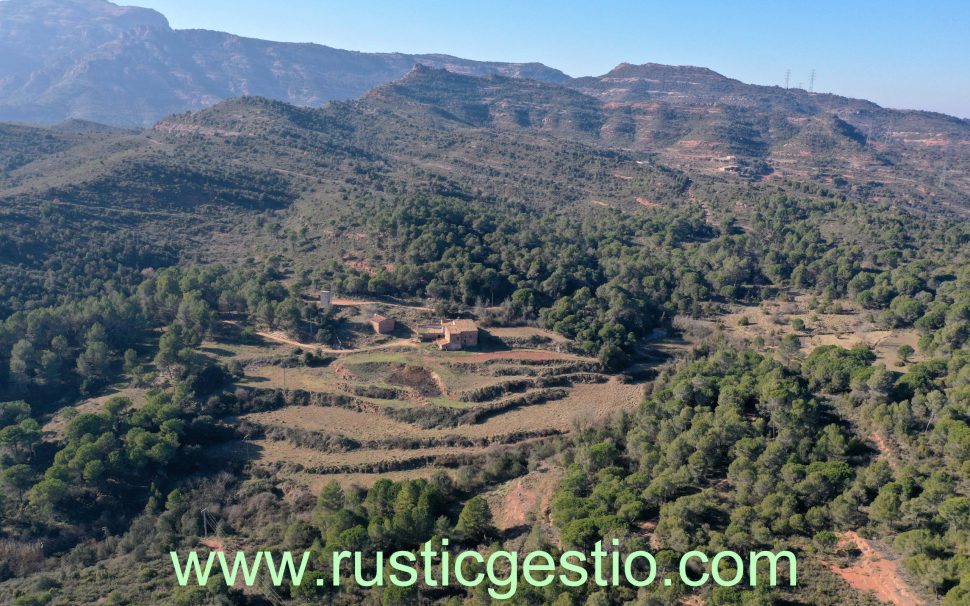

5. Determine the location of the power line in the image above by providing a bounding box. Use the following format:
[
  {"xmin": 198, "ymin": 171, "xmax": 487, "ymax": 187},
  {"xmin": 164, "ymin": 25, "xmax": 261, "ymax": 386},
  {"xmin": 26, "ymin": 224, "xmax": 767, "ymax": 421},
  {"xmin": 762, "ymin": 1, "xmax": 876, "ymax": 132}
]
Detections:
[
  {"xmin": 784, "ymin": 68, "xmax": 790, "ymax": 89},
  {"xmin": 808, "ymin": 69, "xmax": 816, "ymax": 93},
  {"xmin": 201, "ymin": 508, "xmax": 213, "ymax": 538}
]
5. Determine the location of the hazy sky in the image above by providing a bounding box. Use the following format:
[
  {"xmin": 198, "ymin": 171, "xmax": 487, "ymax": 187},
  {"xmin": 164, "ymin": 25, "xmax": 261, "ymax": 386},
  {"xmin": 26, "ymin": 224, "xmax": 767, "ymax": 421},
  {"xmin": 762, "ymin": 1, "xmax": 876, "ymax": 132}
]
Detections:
[{"xmin": 132, "ymin": 0, "xmax": 970, "ymax": 118}]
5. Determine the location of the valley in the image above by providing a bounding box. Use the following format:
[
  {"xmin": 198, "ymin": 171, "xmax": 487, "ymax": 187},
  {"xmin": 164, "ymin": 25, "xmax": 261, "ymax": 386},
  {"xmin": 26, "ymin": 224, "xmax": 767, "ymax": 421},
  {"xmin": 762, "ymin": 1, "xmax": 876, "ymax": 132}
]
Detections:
[{"xmin": 0, "ymin": 3, "xmax": 967, "ymax": 605}]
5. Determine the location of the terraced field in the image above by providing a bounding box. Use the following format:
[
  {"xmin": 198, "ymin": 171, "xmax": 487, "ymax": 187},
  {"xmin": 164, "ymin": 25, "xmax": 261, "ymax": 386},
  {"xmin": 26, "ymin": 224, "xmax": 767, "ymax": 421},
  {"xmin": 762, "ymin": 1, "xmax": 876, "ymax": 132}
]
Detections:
[{"xmin": 202, "ymin": 334, "xmax": 644, "ymax": 489}]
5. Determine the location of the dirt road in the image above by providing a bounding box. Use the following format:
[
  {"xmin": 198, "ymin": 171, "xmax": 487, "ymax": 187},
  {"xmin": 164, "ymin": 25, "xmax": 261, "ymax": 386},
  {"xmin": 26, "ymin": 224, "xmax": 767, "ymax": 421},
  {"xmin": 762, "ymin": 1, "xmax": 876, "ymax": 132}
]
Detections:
[
  {"xmin": 255, "ymin": 330, "xmax": 416, "ymax": 355},
  {"xmin": 329, "ymin": 297, "xmax": 433, "ymax": 311}
]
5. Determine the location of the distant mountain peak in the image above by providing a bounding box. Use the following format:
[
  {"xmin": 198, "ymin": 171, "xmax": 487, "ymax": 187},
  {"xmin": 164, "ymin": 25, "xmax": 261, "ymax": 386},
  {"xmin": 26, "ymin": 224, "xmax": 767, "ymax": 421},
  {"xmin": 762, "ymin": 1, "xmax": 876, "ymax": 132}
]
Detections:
[
  {"xmin": 0, "ymin": 0, "xmax": 567, "ymax": 126},
  {"xmin": 0, "ymin": 0, "xmax": 963, "ymax": 129},
  {"xmin": 0, "ymin": 0, "xmax": 171, "ymax": 29},
  {"xmin": 406, "ymin": 63, "xmax": 437, "ymax": 76},
  {"xmin": 400, "ymin": 63, "xmax": 488, "ymax": 83},
  {"xmin": 604, "ymin": 62, "xmax": 730, "ymax": 80}
]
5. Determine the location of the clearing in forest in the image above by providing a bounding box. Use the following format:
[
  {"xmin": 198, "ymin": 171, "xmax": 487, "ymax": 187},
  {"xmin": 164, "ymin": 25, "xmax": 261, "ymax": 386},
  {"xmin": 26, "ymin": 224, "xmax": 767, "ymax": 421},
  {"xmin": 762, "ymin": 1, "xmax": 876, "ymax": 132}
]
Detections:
[
  {"xmin": 828, "ymin": 531, "xmax": 926, "ymax": 606},
  {"xmin": 688, "ymin": 293, "xmax": 924, "ymax": 369},
  {"xmin": 201, "ymin": 325, "xmax": 648, "ymax": 488}
]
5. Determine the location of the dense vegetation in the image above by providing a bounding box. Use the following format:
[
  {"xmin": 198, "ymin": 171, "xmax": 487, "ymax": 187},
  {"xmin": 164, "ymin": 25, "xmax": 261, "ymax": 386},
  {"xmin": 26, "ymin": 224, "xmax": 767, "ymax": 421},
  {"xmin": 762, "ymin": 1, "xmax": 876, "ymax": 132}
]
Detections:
[
  {"xmin": 311, "ymin": 188, "xmax": 968, "ymax": 371},
  {"xmin": 550, "ymin": 342, "xmax": 969, "ymax": 604},
  {"xmin": 0, "ymin": 72, "xmax": 967, "ymax": 605},
  {"xmin": 0, "ymin": 265, "xmax": 327, "ymax": 408}
]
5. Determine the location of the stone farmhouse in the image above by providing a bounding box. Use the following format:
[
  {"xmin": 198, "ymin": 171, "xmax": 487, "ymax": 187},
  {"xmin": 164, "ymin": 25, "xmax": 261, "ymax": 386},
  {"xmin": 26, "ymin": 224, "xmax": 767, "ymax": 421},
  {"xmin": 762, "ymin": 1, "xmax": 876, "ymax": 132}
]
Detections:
[
  {"xmin": 413, "ymin": 319, "xmax": 479, "ymax": 350},
  {"xmin": 438, "ymin": 319, "xmax": 479, "ymax": 351}
]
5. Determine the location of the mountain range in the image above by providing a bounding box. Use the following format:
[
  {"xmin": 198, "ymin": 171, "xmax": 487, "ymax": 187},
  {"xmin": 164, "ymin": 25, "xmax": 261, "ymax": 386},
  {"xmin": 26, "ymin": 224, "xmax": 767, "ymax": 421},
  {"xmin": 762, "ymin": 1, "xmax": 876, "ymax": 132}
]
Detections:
[
  {"xmin": 0, "ymin": 0, "xmax": 967, "ymax": 214},
  {"xmin": 0, "ymin": 0, "xmax": 568, "ymax": 126}
]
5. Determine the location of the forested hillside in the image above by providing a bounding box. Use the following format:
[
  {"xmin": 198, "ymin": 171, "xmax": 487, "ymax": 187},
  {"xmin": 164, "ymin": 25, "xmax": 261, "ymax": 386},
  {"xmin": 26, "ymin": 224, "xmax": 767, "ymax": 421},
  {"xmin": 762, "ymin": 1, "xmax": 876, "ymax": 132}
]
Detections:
[{"xmin": 0, "ymin": 57, "xmax": 967, "ymax": 606}]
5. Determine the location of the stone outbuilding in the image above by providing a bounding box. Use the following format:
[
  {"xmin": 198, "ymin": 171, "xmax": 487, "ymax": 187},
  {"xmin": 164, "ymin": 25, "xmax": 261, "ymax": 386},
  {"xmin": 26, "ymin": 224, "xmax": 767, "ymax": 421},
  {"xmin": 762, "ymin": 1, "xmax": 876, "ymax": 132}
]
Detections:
[
  {"xmin": 370, "ymin": 314, "xmax": 395, "ymax": 334},
  {"xmin": 415, "ymin": 324, "xmax": 444, "ymax": 341}
]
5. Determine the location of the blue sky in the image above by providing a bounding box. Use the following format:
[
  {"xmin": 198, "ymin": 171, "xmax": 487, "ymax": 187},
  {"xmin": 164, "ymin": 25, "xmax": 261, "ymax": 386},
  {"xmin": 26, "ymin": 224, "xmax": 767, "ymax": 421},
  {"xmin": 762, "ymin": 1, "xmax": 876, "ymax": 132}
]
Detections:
[{"xmin": 134, "ymin": 0, "xmax": 970, "ymax": 117}]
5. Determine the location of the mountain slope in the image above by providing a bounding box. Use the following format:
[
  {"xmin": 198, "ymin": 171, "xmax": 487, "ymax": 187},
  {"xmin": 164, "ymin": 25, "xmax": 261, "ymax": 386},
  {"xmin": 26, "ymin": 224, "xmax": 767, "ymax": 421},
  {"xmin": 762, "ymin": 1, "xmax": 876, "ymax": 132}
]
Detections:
[
  {"xmin": 358, "ymin": 67, "xmax": 970, "ymax": 215},
  {"xmin": 0, "ymin": 0, "xmax": 967, "ymax": 214},
  {"xmin": 1, "ymin": 0, "xmax": 966, "ymax": 206},
  {"xmin": 0, "ymin": 0, "xmax": 568, "ymax": 126},
  {"xmin": 568, "ymin": 63, "xmax": 969, "ymax": 190},
  {"xmin": 0, "ymin": 76, "xmax": 694, "ymax": 312},
  {"xmin": 4, "ymin": 64, "xmax": 965, "ymax": 314}
]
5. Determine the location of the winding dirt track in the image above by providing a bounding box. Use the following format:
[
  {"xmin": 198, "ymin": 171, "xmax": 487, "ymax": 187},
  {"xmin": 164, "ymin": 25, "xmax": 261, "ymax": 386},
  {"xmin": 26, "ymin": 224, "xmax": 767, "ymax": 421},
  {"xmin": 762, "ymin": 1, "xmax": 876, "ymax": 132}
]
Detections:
[
  {"xmin": 870, "ymin": 432, "xmax": 901, "ymax": 471},
  {"xmin": 330, "ymin": 297, "xmax": 432, "ymax": 311},
  {"xmin": 255, "ymin": 329, "xmax": 415, "ymax": 355}
]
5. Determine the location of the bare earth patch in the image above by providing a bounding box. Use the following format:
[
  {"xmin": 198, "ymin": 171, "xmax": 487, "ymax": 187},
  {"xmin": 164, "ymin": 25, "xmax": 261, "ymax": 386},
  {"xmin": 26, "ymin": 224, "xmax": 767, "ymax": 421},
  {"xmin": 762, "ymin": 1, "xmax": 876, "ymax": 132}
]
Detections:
[
  {"xmin": 387, "ymin": 364, "xmax": 442, "ymax": 397},
  {"xmin": 636, "ymin": 196, "xmax": 660, "ymax": 208},
  {"xmin": 200, "ymin": 537, "xmax": 226, "ymax": 552},
  {"xmin": 487, "ymin": 463, "xmax": 563, "ymax": 530},
  {"xmin": 870, "ymin": 432, "xmax": 901, "ymax": 471},
  {"xmin": 829, "ymin": 531, "xmax": 925, "ymax": 606}
]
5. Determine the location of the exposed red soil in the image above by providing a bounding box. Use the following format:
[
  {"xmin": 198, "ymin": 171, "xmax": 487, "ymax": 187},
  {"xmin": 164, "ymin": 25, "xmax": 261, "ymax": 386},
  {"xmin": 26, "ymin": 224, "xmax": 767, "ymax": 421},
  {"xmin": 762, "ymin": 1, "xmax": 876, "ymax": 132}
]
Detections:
[
  {"xmin": 387, "ymin": 364, "xmax": 442, "ymax": 398},
  {"xmin": 200, "ymin": 537, "xmax": 226, "ymax": 552},
  {"xmin": 343, "ymin": 258, "xmax": 376, "ymax": 275},
  {"xmin": 639, "ymin": 519, "xmax": 661, "ymax": 550},
  {"xmin": 829, "ymin": 531, "xmax": 925, "ymax": 606},
  {"xmin": 491, "ymin": 465, "xmax": 562, "ymax": 530},
  {"xmin": 870, "ymin": 432, "xmax": 900, "ymax": 471}
]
